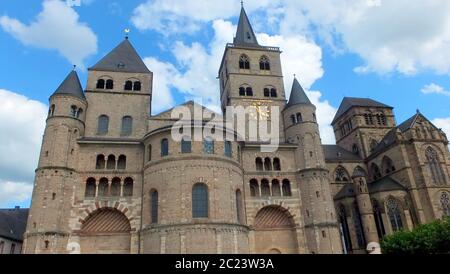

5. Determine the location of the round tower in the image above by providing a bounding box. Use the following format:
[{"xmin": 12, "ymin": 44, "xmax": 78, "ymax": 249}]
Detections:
[
  {"xmin": 23, "ymin": 70, "xmax": 87, "ymax": 254},
  {"xmin": 283, "ymin": 78, "xmax": 342, "ymax": 254}
]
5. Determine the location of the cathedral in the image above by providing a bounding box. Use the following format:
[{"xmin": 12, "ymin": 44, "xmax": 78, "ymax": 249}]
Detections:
[{"xmin": 23, "ymin": 7, "xmax": 450, "ymax": 254}]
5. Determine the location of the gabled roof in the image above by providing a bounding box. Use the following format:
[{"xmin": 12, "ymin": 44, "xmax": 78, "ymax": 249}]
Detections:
[
  {"xmin": 332, "ymin": 97, "xmax": 392, "ymax": 125},
  {"xmin": 152, "ymin": 100, "xmax": 222, "ymax": 119},
  {"xmin": 0, "ymin": 208, "xmax": 29, "ymax": 242},
  {"xmin": 323, "ymin": 145, "xmax": 362, "ymax": 161},
  {"xmin": 233, "ymin": 7, "xmax": 260, "ymax": 47},
  {"xmin": 89, "ymin": 39, "xmax": 150, "ymax": 73},
  {"xmin": 51, "ymin": 70, "xmax": 85, "ymax": 100},
  {"xmin": 286, "ymin": 78, "xmax": 312, "ymax": 108},
  {"xmin": 368, "ymin": 177, "xmax": 406, "ymax": 194},
  {"xmin": 334, "ymin": 184, "xmax": 356, "ymax": 200}
]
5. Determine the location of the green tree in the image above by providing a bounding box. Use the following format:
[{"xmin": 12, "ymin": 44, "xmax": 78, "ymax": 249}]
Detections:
[{"xmin": 381, "ymin": 218, "xmax": 450, "ymax": 254}]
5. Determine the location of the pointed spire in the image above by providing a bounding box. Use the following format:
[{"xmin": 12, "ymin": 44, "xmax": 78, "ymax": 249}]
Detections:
[
  {"xmin": 233, "ymin": 5, "xmax": 259, "ymax": 47},
  {"xmin": 89, "ymin": 39, "xmax": 150, "ymax": 73},
  {"xmin": 286, "ymin": 78, "xmax": 312, "ymax": 107},
  {"xmin": 52, "ymin": 70, "xmax": 85, "ymax": 100}
]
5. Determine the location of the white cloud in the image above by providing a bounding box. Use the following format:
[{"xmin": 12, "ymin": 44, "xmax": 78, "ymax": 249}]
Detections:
[
  {"xmin": 0, "ymin": 0, "xmax": 97, "ymax": 67},
  {"xmin": 279, "ymin": 0, "xmax": 450, "ymax": 75},
  {"xmin": 131, "ymin": 0, "xmax": 278, "ymax": 34},
  {"xmin": 421, "ymin": 83, "xmax": 450, "ymax": 97},
  {"xmin": 0, "ymin": 89, "xmax": 47, "ymax": 207},
  {"xmin": 432, "ymin": 117, "xmax": 450, "ymax": 142},
  {"xmin": 0, "ymin": 89, "xmax": 47, "ymax": 183},
  {"xmin": 0, "ymin": 181, "xmax": 33, "ymax": 208}
]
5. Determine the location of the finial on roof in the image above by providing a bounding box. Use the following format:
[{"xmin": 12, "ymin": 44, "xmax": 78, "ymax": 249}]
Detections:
[
  {"xmin": 72, "ymin": 65, "xmax": 76, "ymax": 71},
  {"xmin": 124, "ymin": 28, "xmax": 130, "ymax": 39},
  {"xmin": 241, "ymin": 0, "xmax": 244, "ymax": 7},
  {"xmin": 416, "ymin": 109, "xmax": 420, "ymax": 114}
]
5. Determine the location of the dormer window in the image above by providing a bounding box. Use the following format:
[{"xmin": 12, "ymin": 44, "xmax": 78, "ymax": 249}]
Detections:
[{"xmin": 117, "ymin": 62, "xmax": 125, "ymax": 69}]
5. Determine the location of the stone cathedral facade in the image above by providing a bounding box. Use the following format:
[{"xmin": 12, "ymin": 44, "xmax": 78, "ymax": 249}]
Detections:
[{"xmin": 23, "ymin": 7, "xmax": 450, "ymax": 254}]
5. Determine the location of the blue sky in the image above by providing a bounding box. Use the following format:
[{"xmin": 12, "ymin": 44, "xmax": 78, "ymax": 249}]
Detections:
[{"xmin": 0, "ymin": 0, "xmax": 450, "ymax": 208}]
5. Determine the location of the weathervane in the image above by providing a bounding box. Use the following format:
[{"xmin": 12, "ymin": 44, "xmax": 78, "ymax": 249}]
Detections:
[{"xmin": 124, "ymin": 28, "xmax": 130, "ymax": 39}]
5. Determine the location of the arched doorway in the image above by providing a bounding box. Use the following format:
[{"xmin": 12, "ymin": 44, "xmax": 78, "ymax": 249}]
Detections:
[
  {"xmin": 79, "ymin": 208, "xmax": 131, "ymax": 254},
  {"xmin": 253, "ymin": 206, "xmax": 298, "ymax": 254}
]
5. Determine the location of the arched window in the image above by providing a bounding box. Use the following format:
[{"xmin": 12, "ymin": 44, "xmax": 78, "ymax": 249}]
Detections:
[
  {"xmin": 440, "ymin": 192, "xmax": 450, "ymax": 217},
  {"xmin": 338, "ymin": 204, "xmax": 352, "ymax": 254},
  {"xmin": 121, "ymin": 116, "xmax": 133, "ymax": 136},
  {"xmin": 224, "ymin": 141, "xmax": 232, "ymax": 158},
  {"xmin": 352, "ymin": 202, "xmax": 366, "ymax": 248},
  {"xmin": 364, "ymin": 113, "xmax": 374, "ymax": 125},
  {"xmin": 246, "ymin": 87, "xmax": 253, "ymax": 96},
  {"xmin": 147, "ymin": 145, "xmax": 152, "ymax": 162},
  {"xmin": 70, "ymin": 105, "xmax": 77, "ymax": 117},
  {"xmin": 123, "ymin": 177, "xmax": 133, "ymax": 197},
  {"xmin": 372, "ymin": 199, "xmax": 386, "ymax": 239},
  {"xmin": 133, "ymin": 81, "xmax": 141, "ymax": 91},
  {"xmin": 203, "ymin": 138, "xmax": 214, "ymax": 154},
  {"xmin": 270, "ymin": 88, "xmax": 277, "ymax": 98},
  {"xmin": 382, "ymin": 156, "xmax": 396, "ymax": 174},
  {"xmin": 264, "ymin": 157, "xmax": 272, "ymax": 171},
  {"xmin": 371, "ymin": 163, "xmax": 382, "ymax": 181},
  {"xmin": 239, "ymin": 87, "xmax": 246, "ymax": 96},
  {"xmin": 105, "ymin": 79, "xmax": 114, "ymax": 89},
  {"xmin": 291, "ymin": 114, "xmax": 296, "ymax": 125},
  {"xmin": 426, "ymin": 147, "xmax": 446, "ymax": 186},
  {"xmin": 96, "ymin": 79, "xmax": 105, "ymax": 89},
  {"xmin": 98, "ymin": 178, "xmax": 108, "ymax": 197},
  {"xmin": 192, "ymin": 183, "xmax": 208, "ymax": 218},
  {"xmin": 236, "ymin": 190, "xmax": 243, "ymax": 224},
  {"xmin": 110, "ymin": 178, "xmax": 121, "ymax": 197},
  {"xmin": 376, "ymin": 113, "xmax": 387, "ymax": 126},
  {"xmin": 296, "ymin": 113, "xmax": 303, "ymax": 123},
  {"xmin": 49, "ymin": 105, "xmax": 55, "ymax": 117},
  {"xmin": 282, "ymin": 179, "xmax": 292, "ymax": 196},
  {"xmin": 97, "ymin": 115, "xmax": 109, "ymax": 135},
  {"xmin": 117, "ymin": 155, "xmax": 126, "ymax": 170},
  {"xmin": 259, "ymin": 56, "xmax": 270, "ymax": 71},
  {"xmin": 386, "ymin": 197, "xmax": 404, "ymax": 232},
  {"xmin": 161, "ymin": 139, "xmax": 169, "ymax": 157},
  {"xmin": 85, "ymin": 178, "xmax": 96, "ymax": 198},
  {"xmin": 151, "ymin": 190, "xmax": 158, "ymax": 224},
  {"xmin": 181, "ymin": 137, "xmax": 191, "ymax": 154},
  {"xmin": 124, "ymin": 81, "xmax": 133, "ymax": 91},
  {"xmin": 272, "ymin": 179, "xmax": 281, "ymax": 196},
  {"xmin": 255, "ymin": 157, "xmax": 263, "ymax": 171},
  {"xmin": 250, "ymin": 179, "xmax": 259, "ymax": 197},
  {"xmin": 239, "ymin": 54, "xmax": 250, "ymax": 70},
  {"xmin": 264, "ymin": 88, "xmax": 270, "ymax": 97},
  {"xmin": 107, "ymin": 155, "xmax": 116, "ymax": 170},
  {"xmin": 96, "ymin": 155, "xmax": 105, "ymax": 169},
  {"xmin": 335, "ymin": 166, "xmax": 350, "ymax": 182},
  {"xmin": 76, "ymin": 108, "xmax": 83, "ymax": 119},
  {"xmin": 261, "ymin": 179, "xmax": 270, "ymax": 197},
  {"xmin": 273, "ymin": 158, "xmax": 281, "ymax": 171}
]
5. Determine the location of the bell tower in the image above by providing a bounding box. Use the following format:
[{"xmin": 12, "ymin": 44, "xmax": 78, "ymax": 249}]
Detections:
[{"xmin": 219, "ymin": 6, "xmax": 286, "ymax": 141}]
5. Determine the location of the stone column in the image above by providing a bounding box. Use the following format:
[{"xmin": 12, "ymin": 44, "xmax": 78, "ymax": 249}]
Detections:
[{"xmin": 353, "ymin": 175, "xmax": 379, "ymax": 244}]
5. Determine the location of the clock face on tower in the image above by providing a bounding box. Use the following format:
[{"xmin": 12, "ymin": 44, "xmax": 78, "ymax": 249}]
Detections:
[{"xmin": 246, "ymin": 100, "xmax": 273, "ymax": 120}]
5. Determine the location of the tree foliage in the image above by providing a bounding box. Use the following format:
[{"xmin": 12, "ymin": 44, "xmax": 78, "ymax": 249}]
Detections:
[{"xmin": 381, "ymin": 218, "xmax": 450, "ymax": 254}]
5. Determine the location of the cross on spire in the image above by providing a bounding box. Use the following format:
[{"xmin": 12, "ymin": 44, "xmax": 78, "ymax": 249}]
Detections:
[{"xmin": 124, "ymin": 28, "xmax": 130, "ymax": 39}]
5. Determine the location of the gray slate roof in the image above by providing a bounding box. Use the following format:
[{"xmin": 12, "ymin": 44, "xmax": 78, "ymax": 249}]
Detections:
[
  {"xmin": 332, "ymin": 97, "xmax": 392, "ymax": 125},
  {"xmin": 368, "ymin": 177, "xmax": 406, "ymax": 194},
  {"xmin": 52, "ymin": 70, "xmax": 85, "ymax": 99},
  {"xmin": 334, "ymin": 184, "xmax": 355, "ymax": 200},
  {"xmin": 89, "ymin": 39, "xmax": 150, "ymax": 73},
  {"xmin": 233, "ymin": 7, "xmax": 260, "ymax": 47},
  {"xmin": 286, "ymin": 78, "xmax": 312, "ymax": 107},
  {"xmin": 323, "ymin": 145, "xmax": 362, "ymax": 161},
  {"xmin": 0, "ymin": 208, "xmax": 29, "ymax": 242}
]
